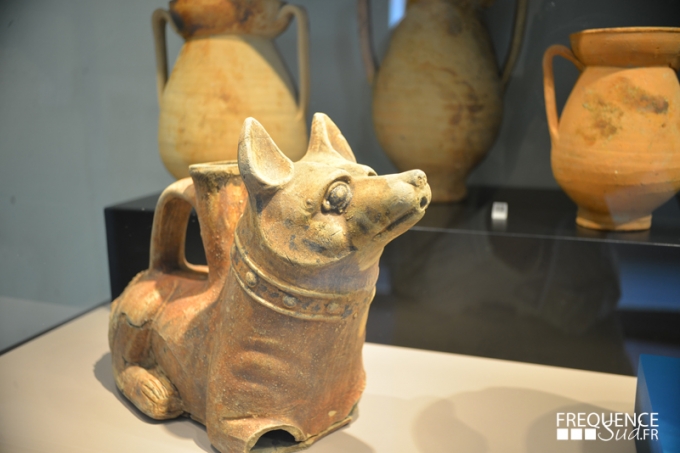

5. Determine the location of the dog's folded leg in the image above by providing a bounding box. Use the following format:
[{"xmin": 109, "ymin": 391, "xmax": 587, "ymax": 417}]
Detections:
[{"xmin": 115, "ymin": 365, "xmax": 183, "ymax": 420}]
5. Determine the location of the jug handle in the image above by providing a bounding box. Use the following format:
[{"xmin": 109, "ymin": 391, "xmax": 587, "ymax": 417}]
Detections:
[
  {"xmin": 152, "ymin": 9, "xmax": 180, "ymax": 107},
  {"xmin": 500, "ymin": 0, "xmax": 528, "ymax": 90},
  {"xmin": 277, "ymin": 4, "xmax": 310, "ymax": 121},
  {"xmin": 543, "ymin": 44, "xmax": 584, "ymax": 146},
  {"xmin": 149, "ymin": 178, "xmax": 206, "ymax": 275},
  {"xmin": 357, "ymin": 0, "xmax": 377, "ymax": 85}
]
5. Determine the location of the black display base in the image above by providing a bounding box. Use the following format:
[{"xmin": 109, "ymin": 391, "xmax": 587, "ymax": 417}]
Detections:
[
  {"xmin": 104, "ymin": 186, "xmax": 680, "ymax": 375},
  {"xmin": 104, "ymin": 194, "xmax": 207, "ymax": 299}
]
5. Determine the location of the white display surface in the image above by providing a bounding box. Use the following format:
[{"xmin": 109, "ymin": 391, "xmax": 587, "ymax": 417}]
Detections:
[{"xmin": 0, "ymin": 306, "xmax": 636, "ymax": 453}]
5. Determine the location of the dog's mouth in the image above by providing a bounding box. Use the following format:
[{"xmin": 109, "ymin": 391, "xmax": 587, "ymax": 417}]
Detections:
[{"xmin": 374, "ymin": 208, "xmax": 421, "ymax": 239}]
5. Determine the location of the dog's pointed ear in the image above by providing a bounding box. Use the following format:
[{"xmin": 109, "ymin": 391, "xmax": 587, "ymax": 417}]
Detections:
[
  {"xmin": 306, "ymin": 113, "xmax": 357, "ymax": 162},
  {"xmin": 238, "ymin": 118, "xmax": 294, "ymax": 194}
]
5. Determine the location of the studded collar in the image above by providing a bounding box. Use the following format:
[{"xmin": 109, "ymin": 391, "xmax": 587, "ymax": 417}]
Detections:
[{"xmin": 231, "ymin": 233, "xmax": 375, "ymax": 322}]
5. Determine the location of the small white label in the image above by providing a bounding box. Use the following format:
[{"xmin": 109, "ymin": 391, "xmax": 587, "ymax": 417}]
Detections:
[{"xmin": 491, "ymin": 202, "xmax": 508, "ymax": 221}]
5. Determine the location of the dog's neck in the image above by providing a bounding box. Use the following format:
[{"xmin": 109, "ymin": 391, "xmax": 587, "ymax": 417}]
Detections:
[
  {"xmin": 234, "ymin": 208, "xmax": 381, "ymax": 295},
  {"xmin": 231, "ymin": 232, "xmax": 375, "ymax": 321}
]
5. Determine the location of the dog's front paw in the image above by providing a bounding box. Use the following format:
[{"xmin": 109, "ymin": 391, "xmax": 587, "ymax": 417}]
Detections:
[{"xmin": 118, "ymin": 365, "xmax": 183, "ymax": 420}]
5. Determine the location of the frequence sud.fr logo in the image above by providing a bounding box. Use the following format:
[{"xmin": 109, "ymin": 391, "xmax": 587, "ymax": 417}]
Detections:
[{"xmin": 556, "ymin": 412, "xmax": 659, "ymax": 441}]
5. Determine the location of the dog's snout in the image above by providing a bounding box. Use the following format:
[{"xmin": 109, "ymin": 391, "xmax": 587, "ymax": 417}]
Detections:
[{"xmin": 405, "ymin": 170, "xmax": 427, "ymax": 188}]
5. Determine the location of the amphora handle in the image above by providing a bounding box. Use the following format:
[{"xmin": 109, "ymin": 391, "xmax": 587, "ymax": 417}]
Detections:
[
  {"xmin": 357, "ymin": 0, "xmax": 528, "ymax": 89},
  {"xmin": 357, "ymin": 0, "xmax": 378, "ymax": 84},
  {"xmin": 500, "ymin": 0, "xmax": 528, "ymax": 89},
  {"xmin": 152, "ymin": 9, "xmax": 180, "ymax": 106},
  {"xmin": 542, "ymin": 44, "xmax": 585, "ymax": 146},
  {"xmin": 277, "ymin": 4, "xmax": 310, "ymax": 121}
]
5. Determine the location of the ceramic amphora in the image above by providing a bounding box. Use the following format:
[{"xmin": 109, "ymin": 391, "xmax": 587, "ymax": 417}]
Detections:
[
  {"xmin": 358, "ymin": 0, "xmax": 527, "ymax": 202},
  {"xmin": 153, "ymin": 0, "xmax": 309, "ymax": 179},
  {"xmin": 543, "ymin": 27, "xmax": 680, "ymax": 231}
]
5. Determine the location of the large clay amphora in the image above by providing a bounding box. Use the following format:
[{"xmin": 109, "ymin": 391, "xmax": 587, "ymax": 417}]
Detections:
[
  {"xmin": 358, "ymin": 0, "xmax": 527, "ymax": 202},
  {"xmin": 153, "ymin": 0, "xmax": 309, "ymax": 179},
  {"xmin": 543, "ymin": 27, "xmax": 680, "ymax": 231}
]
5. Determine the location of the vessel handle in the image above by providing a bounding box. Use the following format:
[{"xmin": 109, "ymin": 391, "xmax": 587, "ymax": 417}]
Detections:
[
  {"xmin": 499, "ymin": 0, "xmax": 528, "ymax": 90},
  {"xmin": 152, "ymin": 9, "xmax": 180, "ymax": 106},
  {"xmin": 542, "ymin": 44, "xmax": 584, "ymax": 146},
  {"xmin": 149, "ymin": 178, "xmax": 206, "ymax": 275},
  {"xmin": 357, "ymin": 0, "xmax": 378, "ymax": 84},
  {"xmin": 277, "ymin": 4, "xmax": 310, "ymax": 121}
]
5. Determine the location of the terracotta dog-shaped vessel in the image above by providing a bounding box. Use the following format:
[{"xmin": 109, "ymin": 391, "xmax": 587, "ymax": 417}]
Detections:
[{"xmin": 109, "ymin": 113, "xmax": 431, "ymax": 453}]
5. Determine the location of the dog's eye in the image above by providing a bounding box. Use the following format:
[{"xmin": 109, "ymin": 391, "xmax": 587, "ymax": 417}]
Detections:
[{"xmin": 322, "ymin": 182, "xmax": 352, "ymax": 214}]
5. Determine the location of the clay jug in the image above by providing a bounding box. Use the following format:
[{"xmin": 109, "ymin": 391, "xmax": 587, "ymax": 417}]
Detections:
[
  {"xmin": 153, "ymin": 0, "xmax": 309, "ymax": 179},
  {"xmin": 109, "ymin": 114, "xmax": 431, "ymax": 453},
  {"xmin": 358, "ymin": 0, "xmax": 527, "ymax": 202},
  {"xmin": 543, "ymin": 27, "xmax": 680, "ymax": 231}
]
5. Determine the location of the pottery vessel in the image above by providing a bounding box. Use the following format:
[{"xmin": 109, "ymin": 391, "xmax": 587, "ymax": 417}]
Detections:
[
  {"xmin": 358, "ymin": 0, "xmax": 527, "ymax": 202},
  {"xmin": 109, "ymin": 114, "xmax": 431, "ymax": 453},
  {"xmin": 153, "ymin": 0, "xmax": 309, "ymax": 179},
  {"xmin": 543, "ymin": 27, "xmax": 680, "ymax": 231}
]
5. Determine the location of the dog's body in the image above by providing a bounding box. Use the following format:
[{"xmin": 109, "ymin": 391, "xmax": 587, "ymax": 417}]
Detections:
[{"xmin": 109, "ymin": 114, "xmax": 430, "ymax": 453}]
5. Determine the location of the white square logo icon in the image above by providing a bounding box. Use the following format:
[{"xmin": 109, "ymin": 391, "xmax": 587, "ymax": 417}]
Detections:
[
  {"xmin": 557, "ymin": 429, "xmax": 569, "ymax": 440},
  {"xmin": 571, "ymin": 429, "xmax": 583, "ymax": 440},
  {"xmin": 585, "ymin": 429, "xmax": 597, "ymax": 440}
]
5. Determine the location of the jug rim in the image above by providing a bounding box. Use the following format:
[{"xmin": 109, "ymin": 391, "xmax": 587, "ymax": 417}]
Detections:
[
  {"xmin": 571, "ymin": 26, "xmax": 680, "ymax": 37},
  {"xmin": 569, "ymin": 27, "xmax": 680, "ymax": 70},
  {"xmin": 190, "ymin": 160, "xmax": 238, "ymax": 168},
  {"xmin": 189, "ymin": 160, "xmax": 240, "ymax": 175}
]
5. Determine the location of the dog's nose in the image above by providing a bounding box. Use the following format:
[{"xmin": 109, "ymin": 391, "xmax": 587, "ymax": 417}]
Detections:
[{"xmin": 404, "ymin": 170, "xmax": 427, "ymax": 188}]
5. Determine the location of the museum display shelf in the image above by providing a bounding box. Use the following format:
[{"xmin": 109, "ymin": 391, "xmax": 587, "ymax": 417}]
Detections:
[
  {"xmin": 104, "ymin": 186, "xmax": 680, "ymax": 376},
  {"xmin": 0, "ymin": 305, "xmax": 637, "ymax": 453},
  {"xmin": 413, "ymin": 186, "xmax": 680, "ymax": 246}
]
